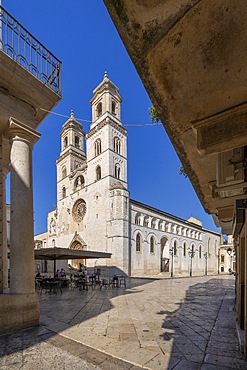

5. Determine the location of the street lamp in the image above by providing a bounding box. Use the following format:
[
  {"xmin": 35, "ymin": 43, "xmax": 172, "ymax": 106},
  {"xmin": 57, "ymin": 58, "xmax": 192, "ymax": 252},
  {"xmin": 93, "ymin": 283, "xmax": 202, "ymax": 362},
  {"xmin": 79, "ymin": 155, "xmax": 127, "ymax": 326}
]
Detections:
[
  {"xmin": 227, "ymin": 247, "xmax": 232, "ymax": 273},
  {"xmin": 188, "ymin": 248, "xmax": 195, "ymax": 277},
  {"xmin": 204, "ymin": 252, "xmax": 210, "ymax": 276},
  {"xmin": 169, "ymin": 246, "xmax": 174, "ymax": 278}
]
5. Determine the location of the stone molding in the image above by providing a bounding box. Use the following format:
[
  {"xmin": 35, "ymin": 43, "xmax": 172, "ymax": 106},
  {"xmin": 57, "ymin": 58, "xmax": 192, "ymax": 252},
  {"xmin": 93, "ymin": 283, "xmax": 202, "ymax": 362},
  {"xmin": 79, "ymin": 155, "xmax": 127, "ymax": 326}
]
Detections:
[
  {"xmin": 5, "ymin": 117, "xmax": 41, "ymax": 147},
  {"xmin": 86, "ymin": 118, "xmax": 127, "ymax": 139}
]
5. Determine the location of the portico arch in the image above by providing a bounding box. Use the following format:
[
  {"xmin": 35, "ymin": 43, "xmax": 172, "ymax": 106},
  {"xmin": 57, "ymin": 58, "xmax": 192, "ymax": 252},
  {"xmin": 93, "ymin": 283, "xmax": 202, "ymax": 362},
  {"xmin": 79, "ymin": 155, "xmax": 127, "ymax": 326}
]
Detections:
[{"xmin": 160, "ymin": 236, "xmax": 169, "ymax": 272}]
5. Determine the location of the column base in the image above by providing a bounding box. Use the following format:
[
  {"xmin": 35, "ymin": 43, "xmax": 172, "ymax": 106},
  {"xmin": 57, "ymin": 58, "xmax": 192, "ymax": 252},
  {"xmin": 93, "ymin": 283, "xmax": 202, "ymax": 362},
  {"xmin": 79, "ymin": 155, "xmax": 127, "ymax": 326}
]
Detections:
[{"xmin": 0, "ymin": 293, "xmax": 39, "ymax": 334}]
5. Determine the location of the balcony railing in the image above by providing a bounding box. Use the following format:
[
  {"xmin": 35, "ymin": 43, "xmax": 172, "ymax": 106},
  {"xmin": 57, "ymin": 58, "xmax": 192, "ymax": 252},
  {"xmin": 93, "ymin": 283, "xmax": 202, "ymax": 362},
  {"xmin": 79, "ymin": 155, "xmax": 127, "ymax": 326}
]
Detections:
[{"xmin": 0, "ymin": 6, "xmax": 62, "ymax": 95}]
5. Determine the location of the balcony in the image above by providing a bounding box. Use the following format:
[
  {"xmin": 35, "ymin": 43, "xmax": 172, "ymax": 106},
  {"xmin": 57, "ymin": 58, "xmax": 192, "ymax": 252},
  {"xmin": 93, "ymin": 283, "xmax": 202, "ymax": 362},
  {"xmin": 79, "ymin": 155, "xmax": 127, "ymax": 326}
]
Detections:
[
  {"xmin": 0, "ymin": 6, "xmax": 62, "ymax": 132},
  {"xmin": 0, "ymin": 6, "xmax": 61, "ymax": 95}
]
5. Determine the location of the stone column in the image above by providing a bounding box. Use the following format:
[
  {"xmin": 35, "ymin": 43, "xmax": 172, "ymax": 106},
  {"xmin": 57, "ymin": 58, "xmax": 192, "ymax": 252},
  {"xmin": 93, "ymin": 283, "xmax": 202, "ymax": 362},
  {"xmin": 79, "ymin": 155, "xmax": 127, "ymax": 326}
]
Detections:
[
  {"xmin": 7, "ymin": 118, "xmax": 40, "ymax": 294},
  {"xmin": 0, "ymin": 134, "xmax": 10, "ymax": 293}
]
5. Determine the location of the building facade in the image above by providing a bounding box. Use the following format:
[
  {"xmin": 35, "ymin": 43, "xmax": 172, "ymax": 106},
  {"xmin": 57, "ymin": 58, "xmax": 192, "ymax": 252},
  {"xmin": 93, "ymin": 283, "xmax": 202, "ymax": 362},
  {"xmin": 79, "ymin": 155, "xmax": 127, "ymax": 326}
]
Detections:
[{"xmin": 35, "ymin": 73, "xmax": 222, "ymax": 277}]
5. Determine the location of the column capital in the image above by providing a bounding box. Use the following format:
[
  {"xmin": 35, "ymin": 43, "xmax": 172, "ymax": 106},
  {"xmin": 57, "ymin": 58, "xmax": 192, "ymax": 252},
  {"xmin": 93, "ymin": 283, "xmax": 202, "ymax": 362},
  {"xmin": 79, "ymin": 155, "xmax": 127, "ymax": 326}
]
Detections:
[{"xmin": 5, "ymin": 117, "xmax": 41, "ymax": 146}]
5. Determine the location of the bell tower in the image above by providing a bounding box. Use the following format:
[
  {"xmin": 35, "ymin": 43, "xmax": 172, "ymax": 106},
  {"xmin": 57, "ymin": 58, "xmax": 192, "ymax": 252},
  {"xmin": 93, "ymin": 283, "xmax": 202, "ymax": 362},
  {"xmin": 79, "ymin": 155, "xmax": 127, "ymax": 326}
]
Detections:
[
  {"xmin": 86, "ymin": 72, "xmax": 127, "ymax": 189},
  {"xmin": 56, "ymin": 110, "xmax": 86, "ymax": 201}
]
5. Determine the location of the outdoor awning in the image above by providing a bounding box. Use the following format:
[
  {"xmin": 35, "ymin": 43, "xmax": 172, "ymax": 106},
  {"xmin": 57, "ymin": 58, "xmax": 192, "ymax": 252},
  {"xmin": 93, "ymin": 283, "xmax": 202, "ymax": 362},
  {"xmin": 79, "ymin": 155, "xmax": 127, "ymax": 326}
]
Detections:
[
  {"xmin": 34, "ymin": 247, "xmax": 111, "ymax": 277},
  {"xmin": 34, "ymin": 247, "xmax": 111, "ymax": 261}
]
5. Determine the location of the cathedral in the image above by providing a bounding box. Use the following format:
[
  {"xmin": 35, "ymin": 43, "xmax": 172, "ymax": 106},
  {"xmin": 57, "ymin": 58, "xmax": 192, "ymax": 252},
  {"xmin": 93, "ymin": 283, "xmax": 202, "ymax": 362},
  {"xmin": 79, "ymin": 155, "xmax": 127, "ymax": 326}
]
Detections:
[{"xmin": 35, "ymin": 73, "xmax": 223, "ymax": 277}]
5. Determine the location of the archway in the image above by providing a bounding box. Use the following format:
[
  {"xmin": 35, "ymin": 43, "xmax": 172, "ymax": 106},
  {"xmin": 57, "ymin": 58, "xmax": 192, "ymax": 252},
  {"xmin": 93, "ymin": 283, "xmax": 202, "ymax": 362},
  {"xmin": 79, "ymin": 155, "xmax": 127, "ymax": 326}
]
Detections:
[
  {"xmin": 70, "ymin": 241, "xmax": 85, "ymax": 270},
  {"xmin": 160, "ymin": 237, "xmax": 169, "ymax": 272}
]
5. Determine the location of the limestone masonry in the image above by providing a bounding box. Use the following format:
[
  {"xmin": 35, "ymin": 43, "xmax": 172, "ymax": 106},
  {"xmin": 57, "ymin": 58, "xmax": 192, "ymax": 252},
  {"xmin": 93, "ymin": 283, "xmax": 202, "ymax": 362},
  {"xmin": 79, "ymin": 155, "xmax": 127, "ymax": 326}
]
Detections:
[{"xmin": 35, "ymin": 73, "xmax": 222, "ymax": 277}]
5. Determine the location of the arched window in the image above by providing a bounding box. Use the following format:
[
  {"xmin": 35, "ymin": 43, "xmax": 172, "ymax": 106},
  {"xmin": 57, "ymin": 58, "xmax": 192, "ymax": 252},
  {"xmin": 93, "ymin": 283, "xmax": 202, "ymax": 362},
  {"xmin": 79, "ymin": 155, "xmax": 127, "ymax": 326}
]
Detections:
[
  {"xmin": 114, "ymin": 137, "xmax": 121, "ymax": 154},
  {"xmin": 62, "ymin": 166, "xmax": 67, "ymax": 179},
  {"xmin": 52, "ymin": 239, "xmax": 55, "ymax": 247},
  {"xmin": 150, "ymin": 236, "xmax": 155, "ymax": 253},
  {"xmin": 183, "ymin": 242, "xmax": 186, "ymax": 257},
  {"xmin": 199, "ymin": 245, "xmax": 202, "ymax": 258},
  {"xmin": 94, "ymin": 139, "xmax": 102, "ymax": 156},
  {"xmin": 174, "ymin": 241, "xmax": 177, "ymax": 256},
  {"xmin": 96, "ymin": 166, "xmax": 101, "ymax": 181},
  {"xmin": 136, "ymin": 233, "xmax": 141, "ymax": 252},
  {"xmin": 135, "ymin": 215, "xmax": 141, "ymax": 225},
  {"xmin": 75, "ymin": 135, "xmax": 80, "ymax": 148},
  {"xmin": 63, "ymin": 136, "xmax": 68, "ymax": 149},
  {"xmin": 96, "ymin": 102, "xmax": 102, "ymax": 117},
  {"xmin": 112, "ymin": 100, "xmax": 116, "ymax": 115},
  {"xmin": 62, "ymin": 186, "xmax": 66, "ymax": 199},
  {"xmin": 115, "ymin": 164, "xmax": 121, "ymax": 179},
  {"xmin": 191, "ymin": 244, "xmax": 195, "ymax": 254}
]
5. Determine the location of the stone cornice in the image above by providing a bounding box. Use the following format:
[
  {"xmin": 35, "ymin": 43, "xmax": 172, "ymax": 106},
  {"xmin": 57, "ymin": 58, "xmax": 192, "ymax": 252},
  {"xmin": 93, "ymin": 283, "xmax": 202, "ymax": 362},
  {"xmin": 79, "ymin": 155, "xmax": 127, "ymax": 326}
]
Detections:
[
  {"xmin": 86, "ymin": 118, "xmax": 127, "ymax": 139},
  {"xmin": 56, "ymin": 150, "xmax": 86, "ymax": 164},
  {"xmin": 5, "ymin": 117, "xmax": 41, "ymax": 146}
]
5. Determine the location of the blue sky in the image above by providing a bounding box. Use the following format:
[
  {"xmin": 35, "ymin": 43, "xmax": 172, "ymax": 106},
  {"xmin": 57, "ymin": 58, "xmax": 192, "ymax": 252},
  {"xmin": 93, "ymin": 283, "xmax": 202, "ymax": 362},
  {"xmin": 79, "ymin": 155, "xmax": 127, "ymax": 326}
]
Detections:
[{"xmin": 4, "ymin": 1, "xmax": 220, "ymax": 235}]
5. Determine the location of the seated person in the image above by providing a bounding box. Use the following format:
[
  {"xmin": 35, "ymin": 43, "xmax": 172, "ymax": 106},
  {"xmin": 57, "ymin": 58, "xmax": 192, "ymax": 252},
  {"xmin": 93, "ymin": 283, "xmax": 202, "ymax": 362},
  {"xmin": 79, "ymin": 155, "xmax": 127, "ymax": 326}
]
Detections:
[{"xmin": 60, "ymin": 268, "xmax": 66, "ymax": 277}]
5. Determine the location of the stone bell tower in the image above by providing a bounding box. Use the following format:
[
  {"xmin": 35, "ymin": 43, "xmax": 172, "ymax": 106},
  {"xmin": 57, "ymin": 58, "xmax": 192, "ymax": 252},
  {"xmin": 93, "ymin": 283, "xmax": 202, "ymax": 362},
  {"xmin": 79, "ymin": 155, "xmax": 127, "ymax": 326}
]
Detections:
[
  {"xmin": 56, "ymin": 110, "xmax": 86, "ymax": 202},
  {"xmin": 85, "ymin": 72, "xmax": 130, "ymax": 274},
  {"xmin": 86, "ymin": 71, "xmax": 127, "ymax": 189}
]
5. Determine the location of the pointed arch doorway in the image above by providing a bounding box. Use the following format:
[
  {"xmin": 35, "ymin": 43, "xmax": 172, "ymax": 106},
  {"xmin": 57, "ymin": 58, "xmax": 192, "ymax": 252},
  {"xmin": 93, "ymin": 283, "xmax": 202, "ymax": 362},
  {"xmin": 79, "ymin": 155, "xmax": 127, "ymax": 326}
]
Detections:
[
  {"xmin": 69, "ymin": 233, "xmax": 87, "ymax": 270},
  {"xmin": 160, "ymin": 237, "xmax": 169, "ymax": 272}
]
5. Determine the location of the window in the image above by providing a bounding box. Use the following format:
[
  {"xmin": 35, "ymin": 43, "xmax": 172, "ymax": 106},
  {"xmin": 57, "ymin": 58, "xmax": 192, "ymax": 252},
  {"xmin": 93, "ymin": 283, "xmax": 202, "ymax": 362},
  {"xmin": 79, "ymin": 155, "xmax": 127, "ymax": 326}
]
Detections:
[
  {"xmin": 62, "ymin": 166, "xmax": 67, "ymax": 179},
  {"xmin": 199, "ymin": 245, "xmax": 202, "ymax": 258},
  {"xmin": 150, "ymin": 236, "xmax": 155, "ymax": 253},
  {"xmin": 52, "ymin": 239, "xmax": 55, "ymax": 247},
  {"xmin": 75, "ymin": 135, "xmax": 80, "ymax": 148},
  {"xmin": 112, "ymin": 100, "xmax": 116, "ymax": 115},
  {"xmin": 135, "ymin": 215, "xmax": 141, "ymax": 225},
  {"xmin": 63, "ymin": 136, "xmax": 68, "ymax": 149},
  {"xmin": 62, "ymin": 186, "xmax": 66, "ymax": 199},
  {"xmin": 221, "ymin": 254, "xmax": 225, "ymax": 263},
  {"xmin": 96, "ymin": 102, "xmax": 102, "ymax": 117},
  {"xmin": 114, "ymin": 137, "xmax": 121, "ymax": 154},
  {"xmin": 174, "ymin": 241, "xmax": 177, "ymax": 256},
  {"xmin": 94, "ymin": 139, "xmax": 102, "ymax": 156},
  {"xmin": 136, "ymin": 233, "xmax": 141, "ymax": 252},
  {"xmin": 183, "ymin": 242, "xmax": 186, "ymax": 257},
  {"xmin": 115, "ymin": 164, "xmax": 121, "ymax": 179},
  {"xmin": 96, "ymin": 166, "xmax": 101, "ymax": 181}
]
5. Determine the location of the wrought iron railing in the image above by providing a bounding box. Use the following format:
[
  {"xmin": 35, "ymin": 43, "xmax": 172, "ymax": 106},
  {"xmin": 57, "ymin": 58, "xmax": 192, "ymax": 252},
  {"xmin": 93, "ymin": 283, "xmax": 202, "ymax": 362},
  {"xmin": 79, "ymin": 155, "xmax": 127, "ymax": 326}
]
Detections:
[{"xmin": 0, "ymin": 6, "xmax": 62, "ymax": 95}]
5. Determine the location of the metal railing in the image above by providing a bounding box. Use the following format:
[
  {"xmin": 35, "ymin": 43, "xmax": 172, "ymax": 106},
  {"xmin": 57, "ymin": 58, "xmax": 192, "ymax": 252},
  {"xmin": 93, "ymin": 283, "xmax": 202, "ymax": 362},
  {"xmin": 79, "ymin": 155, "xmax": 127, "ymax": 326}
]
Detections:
[{"xmin": 0, "ymin": 6, "xmax": 62, "ymax": 95}]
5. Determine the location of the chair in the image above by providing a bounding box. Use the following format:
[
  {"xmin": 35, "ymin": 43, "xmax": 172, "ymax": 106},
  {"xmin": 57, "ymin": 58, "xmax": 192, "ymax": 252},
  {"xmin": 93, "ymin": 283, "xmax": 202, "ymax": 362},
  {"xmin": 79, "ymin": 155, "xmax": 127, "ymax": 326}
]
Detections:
[
  {"xmin": 75, "ymin": 279, "xmax": 88, "ymax": 291},
  {"xmin": 51, "ymin": 280, "xmax": 63, "ymax": 294},
  {"xmin": 119, "ymin": 276, "xmax": 126, "ymax": 288},
  {"xmin": 40, "ymin": 280, "xmax": 52, "ymax": 295},
  {"xmin": 100, "ymin": 278, "xmax": 110, "ymax": 290}
]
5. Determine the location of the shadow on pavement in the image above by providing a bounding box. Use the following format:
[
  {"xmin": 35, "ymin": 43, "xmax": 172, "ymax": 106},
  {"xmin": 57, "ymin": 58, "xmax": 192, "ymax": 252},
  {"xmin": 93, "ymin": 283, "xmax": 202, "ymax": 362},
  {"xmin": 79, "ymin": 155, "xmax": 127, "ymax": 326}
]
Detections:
[{"xmin": 158, "ymin": 277, "xmax": 247, "ymax": 369}]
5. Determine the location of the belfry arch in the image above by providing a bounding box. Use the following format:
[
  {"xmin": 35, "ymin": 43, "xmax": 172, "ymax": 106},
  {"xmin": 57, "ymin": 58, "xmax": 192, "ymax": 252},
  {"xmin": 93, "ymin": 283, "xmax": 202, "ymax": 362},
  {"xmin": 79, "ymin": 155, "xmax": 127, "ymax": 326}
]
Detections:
[{"xmin": 160, "ymin": 236, "xmax": 169, "ymax": 272}]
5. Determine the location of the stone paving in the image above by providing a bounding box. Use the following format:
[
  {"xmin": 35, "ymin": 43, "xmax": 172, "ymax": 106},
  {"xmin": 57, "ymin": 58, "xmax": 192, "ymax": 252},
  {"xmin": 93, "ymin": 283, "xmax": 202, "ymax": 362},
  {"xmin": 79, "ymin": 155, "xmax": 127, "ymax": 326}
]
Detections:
[{"xmin": 1, "ymin": 275, "xmax": 247, "ymax": 369}]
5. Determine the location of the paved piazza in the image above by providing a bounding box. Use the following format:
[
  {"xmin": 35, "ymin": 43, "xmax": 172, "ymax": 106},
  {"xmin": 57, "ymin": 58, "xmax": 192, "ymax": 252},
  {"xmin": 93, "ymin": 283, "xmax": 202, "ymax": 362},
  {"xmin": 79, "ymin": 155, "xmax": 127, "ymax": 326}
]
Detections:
[{"xmin": 1, "ymin": 275, "xmax": 247, "ymax": 369}]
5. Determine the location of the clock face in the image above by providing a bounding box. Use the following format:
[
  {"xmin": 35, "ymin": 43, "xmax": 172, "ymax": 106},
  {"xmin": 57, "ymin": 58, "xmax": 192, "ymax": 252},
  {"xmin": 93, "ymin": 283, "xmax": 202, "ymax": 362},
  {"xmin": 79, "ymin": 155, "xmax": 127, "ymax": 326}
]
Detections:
[{"xmin": 72, "ymin": 199, "xmax": 86, "ymax": 222}]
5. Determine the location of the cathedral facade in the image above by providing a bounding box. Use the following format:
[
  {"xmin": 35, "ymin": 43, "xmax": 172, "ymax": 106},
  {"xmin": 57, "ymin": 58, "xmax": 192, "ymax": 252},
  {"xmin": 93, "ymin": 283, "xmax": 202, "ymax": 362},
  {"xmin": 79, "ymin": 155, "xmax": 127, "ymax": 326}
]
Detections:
[{"xmin": 35, "ymin": 73, "xmax": 223, "ymax": 277}]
